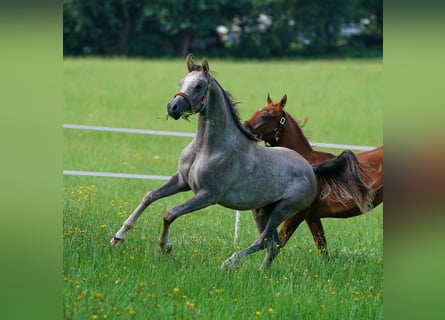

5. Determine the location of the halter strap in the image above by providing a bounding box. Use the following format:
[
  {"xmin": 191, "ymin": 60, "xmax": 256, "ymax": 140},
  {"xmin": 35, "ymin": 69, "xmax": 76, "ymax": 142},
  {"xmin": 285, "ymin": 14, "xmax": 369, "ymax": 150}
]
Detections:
[
  {"xmin": 259, "ymin": 110, "xmax": 286, "ymax": 145},
  {"xmin": 174, "ymin": 77, "xmax": 211, "ymax": 114}
]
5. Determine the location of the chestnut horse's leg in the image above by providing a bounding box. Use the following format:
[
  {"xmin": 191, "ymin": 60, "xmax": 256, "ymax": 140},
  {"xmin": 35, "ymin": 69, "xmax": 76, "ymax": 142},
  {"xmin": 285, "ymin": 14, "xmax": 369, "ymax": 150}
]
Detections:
[
  {"xmin": 278, "ymin": 207, "xmax": 309, "ymax": 246},
  {"xmin": 306, "ymin": 218, "xmax": 329, "ymax": 260}
]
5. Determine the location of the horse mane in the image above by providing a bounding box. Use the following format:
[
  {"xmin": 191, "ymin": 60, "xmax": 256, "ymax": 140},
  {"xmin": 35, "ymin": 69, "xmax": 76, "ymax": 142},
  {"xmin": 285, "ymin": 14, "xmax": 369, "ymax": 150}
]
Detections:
[
  {"xmin": 297, "ymin": 117, "xmax": 308, "ymax": 129},
  {"xmin": 285, "ymin": 112, "xmax": 313, "ymax": 144},
  {"xmin": 211, "ymin": 76, "xmax": 259, "ymax": 141}
]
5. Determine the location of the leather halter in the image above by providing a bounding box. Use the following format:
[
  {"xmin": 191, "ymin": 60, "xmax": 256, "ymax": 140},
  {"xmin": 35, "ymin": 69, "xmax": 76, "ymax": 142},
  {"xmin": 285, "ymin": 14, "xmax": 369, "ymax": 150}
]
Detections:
[
  {"xmin": 174, "ymin": 77, "xmax": 211, "ymax": 114},
  {"xmin": 258, "ymin": 110, "xmax": 286, "ymax": 146}
]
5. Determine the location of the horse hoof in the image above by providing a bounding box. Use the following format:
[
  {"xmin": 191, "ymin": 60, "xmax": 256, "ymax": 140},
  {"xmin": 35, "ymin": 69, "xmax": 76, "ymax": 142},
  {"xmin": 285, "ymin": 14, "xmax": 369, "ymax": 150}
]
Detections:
[
  {"xmin": 159, "ymin": 241, "xmax": 172, "ymax": 254},
  {"xmin": 220, "ymin": 261, "xmax": 240, "ymax": 271},
  {"xmin": 110, "ymin": 236, "xmax": 124, "ymax": 247},
  {"xmin": 220, "ymin": 261, "xmax": 230, "ymax": 271}
]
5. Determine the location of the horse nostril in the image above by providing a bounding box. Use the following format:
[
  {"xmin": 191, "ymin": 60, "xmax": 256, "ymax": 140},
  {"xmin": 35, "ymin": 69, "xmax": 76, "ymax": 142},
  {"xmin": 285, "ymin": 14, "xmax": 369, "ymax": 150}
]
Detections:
[
  {"xmin": 167, "ymin": 101, "xmax": 181, "ymax": 120},
  {"xmin": 167, "ymin": 102, "xmax": 178, "ymax": 112}
]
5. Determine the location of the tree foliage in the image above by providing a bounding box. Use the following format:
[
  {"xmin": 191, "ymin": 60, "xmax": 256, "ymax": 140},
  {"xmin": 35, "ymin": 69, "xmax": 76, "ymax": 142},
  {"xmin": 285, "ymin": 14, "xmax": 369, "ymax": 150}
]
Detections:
[{"xmin": 63, "ymin": 0, "xmax": 382, "ymax": 58}]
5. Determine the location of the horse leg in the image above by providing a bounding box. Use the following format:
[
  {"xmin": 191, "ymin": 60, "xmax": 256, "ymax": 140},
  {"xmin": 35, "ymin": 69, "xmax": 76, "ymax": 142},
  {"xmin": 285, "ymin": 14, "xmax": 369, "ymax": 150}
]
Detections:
[
  {"xmin": 252, "ymin": 205, "xmax": 273, "ymax": 233},
  {"xmin": 263, "ymin": 229, "xmax": 282, "ymax": 268},
  {"xmin": 220, "ymin": 231, "xmax": 269, "ymax": 270},
  {"xmin": 222, "ymin": 201, "xmax": 304, "ymax": 269},
  {"xmin": 306, "ymin": 218, "xmax": 329, "ymax": 260},
  {"xmin": 110, "ymin": 173, "xmax": 190, "ymax": 246},
  {"xmin": 252, "ymin": 206, "xmax": 281, "ymax": 267},
  {"xmin": 158, "ymin": 190, "xmax": 215, "ymax": 253},
  {"xmin": 221, "ymin": 224, "xmax": 286, "ymax": 270},
  {"xmin": 278, "ymin": 208, "xmax": 308, "ymax": 247}
]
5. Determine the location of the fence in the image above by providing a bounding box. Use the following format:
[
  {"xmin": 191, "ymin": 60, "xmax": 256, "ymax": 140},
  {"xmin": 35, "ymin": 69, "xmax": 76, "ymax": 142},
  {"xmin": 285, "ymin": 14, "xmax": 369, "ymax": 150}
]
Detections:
[{"xmin": 63, "ymin": 123, "xmax": 375, "ymax": 244}]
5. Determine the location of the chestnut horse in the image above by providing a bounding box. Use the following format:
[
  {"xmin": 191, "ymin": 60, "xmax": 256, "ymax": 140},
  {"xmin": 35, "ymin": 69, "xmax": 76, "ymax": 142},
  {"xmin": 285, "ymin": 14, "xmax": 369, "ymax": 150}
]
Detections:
[{"xmin": 244, "ymin": 94, "xmax": 383, "ymax": 258}]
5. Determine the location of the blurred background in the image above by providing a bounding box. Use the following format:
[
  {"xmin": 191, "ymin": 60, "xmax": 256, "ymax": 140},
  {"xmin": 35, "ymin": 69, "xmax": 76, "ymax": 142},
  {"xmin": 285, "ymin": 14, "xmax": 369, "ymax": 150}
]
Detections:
[{"xmin": 63, "ymin": 0, "xmax": 382, "ymax": 59}]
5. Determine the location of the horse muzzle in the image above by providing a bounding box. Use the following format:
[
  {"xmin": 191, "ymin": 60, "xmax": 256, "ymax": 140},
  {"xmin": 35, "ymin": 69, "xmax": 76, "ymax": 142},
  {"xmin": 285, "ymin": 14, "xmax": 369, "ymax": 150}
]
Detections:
[{"xmin": 167, "ymin": 96, "xmax": 190, "ymax": 120}]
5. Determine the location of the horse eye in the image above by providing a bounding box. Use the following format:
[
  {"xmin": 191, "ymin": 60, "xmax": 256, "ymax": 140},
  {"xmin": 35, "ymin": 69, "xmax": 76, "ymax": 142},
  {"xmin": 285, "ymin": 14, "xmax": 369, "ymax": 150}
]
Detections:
[
  {"xmin": 261, "ymin": 113, "xmax": 271, "ymax": 120},
  {"xmin": 196, "ymin": 84, "xmax": 203, "ymax": 90}
]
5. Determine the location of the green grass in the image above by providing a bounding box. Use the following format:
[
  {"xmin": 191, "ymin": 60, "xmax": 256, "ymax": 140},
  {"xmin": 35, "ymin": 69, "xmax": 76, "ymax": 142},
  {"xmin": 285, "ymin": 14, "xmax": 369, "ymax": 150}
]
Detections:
[{"xmin": 64, "ymin": 58, "xmax": 383, "ymax": 319}]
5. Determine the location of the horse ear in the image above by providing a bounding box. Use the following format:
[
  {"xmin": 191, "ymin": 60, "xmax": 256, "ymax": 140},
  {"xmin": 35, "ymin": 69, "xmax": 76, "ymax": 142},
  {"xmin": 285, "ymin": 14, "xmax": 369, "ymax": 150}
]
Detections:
[
  {"xmin": 186, "ymin": 54, "xmax": 198, "ymax": 72},
  {"xmin": 279, "ymin": 94, "xmax": 287, "ymax": 110},
  {"xmin": 267, "ymin": 93, "xmax": 272, "ymax": 105},
  {"xmin": 202, "ymin": 58, "xmax": 209, "ymax": 73}
]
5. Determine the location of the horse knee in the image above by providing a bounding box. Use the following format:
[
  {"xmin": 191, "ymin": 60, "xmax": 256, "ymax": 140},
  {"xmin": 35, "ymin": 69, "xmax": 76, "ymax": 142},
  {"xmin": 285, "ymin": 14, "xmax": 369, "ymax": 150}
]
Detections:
[{"xmin": 163, "ymin": 209, "xmax": 177, "ymax": 223}]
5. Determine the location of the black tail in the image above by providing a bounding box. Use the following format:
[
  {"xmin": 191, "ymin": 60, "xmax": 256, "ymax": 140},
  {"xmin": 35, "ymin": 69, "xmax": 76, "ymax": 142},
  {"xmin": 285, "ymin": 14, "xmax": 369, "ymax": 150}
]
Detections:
[{"xmin": 313, "ymin": 150, "xmax": 374, "ymax": 213}]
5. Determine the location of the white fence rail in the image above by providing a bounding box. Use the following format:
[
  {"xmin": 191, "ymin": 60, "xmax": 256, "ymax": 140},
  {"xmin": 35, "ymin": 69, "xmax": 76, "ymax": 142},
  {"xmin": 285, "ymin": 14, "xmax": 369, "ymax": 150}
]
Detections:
[{"xmin": 63, "ymin": 123, "xmax": 374, "ymax": 151}]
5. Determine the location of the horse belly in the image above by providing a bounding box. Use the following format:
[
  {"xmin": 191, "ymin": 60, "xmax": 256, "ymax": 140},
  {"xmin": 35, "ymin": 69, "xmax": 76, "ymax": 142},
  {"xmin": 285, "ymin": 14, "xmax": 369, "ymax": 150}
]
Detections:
[
  {"xmin": 217, "ymin": 189, "xmax": 279, "ymax": 210},
  {"xmin": 218, "ymin": 170, "xmax": 316, "ymax": 211}
]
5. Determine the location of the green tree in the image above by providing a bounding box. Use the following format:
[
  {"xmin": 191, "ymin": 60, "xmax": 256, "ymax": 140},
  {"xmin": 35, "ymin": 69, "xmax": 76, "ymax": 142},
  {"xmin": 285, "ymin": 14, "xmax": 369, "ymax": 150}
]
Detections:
[
  {"xmin": 63, "ymin": 0, "xmax": 382, "ymax": 57},
  {"xmin": 149, "ymin": 0, "xmax": 252, "ymax": 56},
  {"xmin": 63, "ymin": 0, "xmax": 148, "ymax": 55}
]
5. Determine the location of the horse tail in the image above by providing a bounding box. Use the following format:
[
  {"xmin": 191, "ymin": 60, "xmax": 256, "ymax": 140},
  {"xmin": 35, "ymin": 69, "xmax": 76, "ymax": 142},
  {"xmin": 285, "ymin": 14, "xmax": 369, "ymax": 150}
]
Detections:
[{"xmin": 312, "ymin": 150, "xmax": 375, "ymax": 213}]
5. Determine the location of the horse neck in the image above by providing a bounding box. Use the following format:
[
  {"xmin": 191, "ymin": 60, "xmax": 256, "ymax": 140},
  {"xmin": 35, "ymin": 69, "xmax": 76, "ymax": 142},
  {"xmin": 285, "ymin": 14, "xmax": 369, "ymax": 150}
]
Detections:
[
  {"xmin": 281, "ymin": 114, "xmax": 315, "ymax": 160},
  {"xmin": 194, "ymin": 83, "xmax": 244, "ymax": 150}
]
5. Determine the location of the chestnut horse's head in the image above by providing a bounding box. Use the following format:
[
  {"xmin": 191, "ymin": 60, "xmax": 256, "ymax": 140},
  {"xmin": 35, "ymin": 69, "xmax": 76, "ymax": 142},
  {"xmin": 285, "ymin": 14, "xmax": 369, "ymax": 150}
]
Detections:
[{"xmin": 243, "ymin": 93, "xmax": 287, "ymax": 145}]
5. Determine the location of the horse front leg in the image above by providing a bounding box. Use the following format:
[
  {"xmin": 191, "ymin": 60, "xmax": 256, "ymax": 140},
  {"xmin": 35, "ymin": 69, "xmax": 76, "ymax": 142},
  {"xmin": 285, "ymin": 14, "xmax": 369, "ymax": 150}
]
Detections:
[
  {"xmin": 158, "ymin": 190, "xmax": 215, "ymax": 253},
  {"xmin": 110, "ymin": 173, "xmax": 190, "ymax": 246}
]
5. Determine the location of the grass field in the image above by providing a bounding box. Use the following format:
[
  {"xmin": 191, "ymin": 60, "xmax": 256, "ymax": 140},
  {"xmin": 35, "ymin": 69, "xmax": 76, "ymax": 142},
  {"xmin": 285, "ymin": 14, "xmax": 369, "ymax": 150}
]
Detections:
[{"xmin": 63, "ymin": 58, "xmax": 383, "ymax": 319}]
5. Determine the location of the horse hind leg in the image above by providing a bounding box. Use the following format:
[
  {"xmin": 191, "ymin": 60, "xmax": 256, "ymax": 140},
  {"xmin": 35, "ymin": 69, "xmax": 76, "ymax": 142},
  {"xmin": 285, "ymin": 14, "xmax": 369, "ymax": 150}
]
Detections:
[
  {"xmin": 221, "ymin": 202, "xmax": 303, "ymax": 269},
  {"xmin": 251, "ymin": 205, "xmax": 274, "ymax": 234},
  {"xmin": 306, "ymin": 218, "xmax": 329, "ymax": 260},
  {"xmin": 263, "ymin": 229, "xmax": 282, "ymax": 268},
  {"xmin": 220, "ymin": 207, "xmax": 274, "ymax": 269},
  {"xmin": 252, "ymin": 206, "xmax": 282, "ymax": 267},
  {"xmin": 220, "ymin": 231, "xmax": 269, "ymax": 270}
]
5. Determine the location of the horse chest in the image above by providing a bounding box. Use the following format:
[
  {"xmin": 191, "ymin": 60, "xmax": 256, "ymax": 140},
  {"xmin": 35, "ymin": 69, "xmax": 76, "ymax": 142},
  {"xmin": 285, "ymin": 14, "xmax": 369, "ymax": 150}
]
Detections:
[{"xmin": 180, "ymin": 150, "xmax": 239, "ymax": 192}]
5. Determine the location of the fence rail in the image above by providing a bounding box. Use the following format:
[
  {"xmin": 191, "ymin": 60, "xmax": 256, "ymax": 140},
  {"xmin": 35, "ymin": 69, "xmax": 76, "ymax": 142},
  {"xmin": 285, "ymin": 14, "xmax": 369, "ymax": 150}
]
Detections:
[
  {"xmin": 63, "ymin": 124, "xmax": 374, "ymax": 151},
  {"xmin": 63, "ymin": 123, "xmax": 375, "ymax": 180}
]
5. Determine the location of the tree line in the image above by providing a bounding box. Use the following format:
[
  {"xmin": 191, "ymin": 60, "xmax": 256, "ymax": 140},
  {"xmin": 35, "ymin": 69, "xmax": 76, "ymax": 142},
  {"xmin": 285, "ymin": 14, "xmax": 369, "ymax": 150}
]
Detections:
[{"xmin": 63, "ymin": 0, "xmax": 382, "ymax": 58}]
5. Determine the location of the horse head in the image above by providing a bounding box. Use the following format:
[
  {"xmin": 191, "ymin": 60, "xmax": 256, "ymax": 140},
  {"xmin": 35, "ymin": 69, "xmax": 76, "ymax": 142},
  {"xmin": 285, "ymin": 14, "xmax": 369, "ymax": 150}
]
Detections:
[
  {"xmin": 243, "ymin": 93, "xmax": 287, "ymax": 143},
  {"xmin": 167, "ymin": 54, "xmax": 211, "ymax": 120}
]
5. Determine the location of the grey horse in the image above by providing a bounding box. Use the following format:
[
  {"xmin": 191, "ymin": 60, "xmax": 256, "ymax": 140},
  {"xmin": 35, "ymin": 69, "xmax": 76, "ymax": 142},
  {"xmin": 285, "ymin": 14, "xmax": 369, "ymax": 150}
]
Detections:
[{"xmin": 111, "ymin": 55, "xmax": 354, "ymax": 269}]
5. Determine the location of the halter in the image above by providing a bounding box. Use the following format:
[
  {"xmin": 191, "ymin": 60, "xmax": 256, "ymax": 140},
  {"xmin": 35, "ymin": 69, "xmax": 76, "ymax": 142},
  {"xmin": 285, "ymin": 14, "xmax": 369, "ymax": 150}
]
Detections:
[
  {"xmin": 258, "ymin": 110, "xmax": 286, "ymax": 146},
  {"xmin": 174, "ymin": 76, "xmax": 211, "ymax": 114}
]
